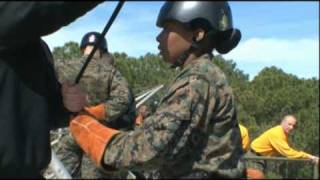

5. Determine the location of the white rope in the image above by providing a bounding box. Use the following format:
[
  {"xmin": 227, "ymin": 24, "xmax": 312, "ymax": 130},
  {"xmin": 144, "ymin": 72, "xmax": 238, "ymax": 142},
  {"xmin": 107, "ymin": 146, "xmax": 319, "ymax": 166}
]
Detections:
[
  {"xmin": 135, "ymin": 85, "xmax": 164, "ymax": 102},
  {"xmin": 136, "ymin": 85, "xmax": 163, "ymax": 108}
]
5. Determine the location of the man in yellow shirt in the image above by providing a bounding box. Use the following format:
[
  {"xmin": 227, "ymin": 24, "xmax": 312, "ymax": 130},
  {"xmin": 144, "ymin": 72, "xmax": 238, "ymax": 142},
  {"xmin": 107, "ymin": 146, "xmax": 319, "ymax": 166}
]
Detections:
[
  {"xmin": 239, "ymin": 124, "xmax": 250, "ymax": 153},
  {"xmin": 251, "ymin": 115, "xmax": 318, "ymax": 161},
  {"xmin": 246, "ymin": 115, "xmax": 319, "ymax": 179}
]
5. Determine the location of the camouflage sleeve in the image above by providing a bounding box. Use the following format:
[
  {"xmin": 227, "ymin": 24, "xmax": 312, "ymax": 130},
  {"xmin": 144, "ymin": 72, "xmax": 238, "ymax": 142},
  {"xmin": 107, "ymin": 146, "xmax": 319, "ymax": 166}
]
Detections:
[
  {"xmin": 104, "ymin": 69, "xmax": 134, "ymax": 124},
  {"xmin": 102, "ymin": 75, "xmax": 212, "ymax": 173}
]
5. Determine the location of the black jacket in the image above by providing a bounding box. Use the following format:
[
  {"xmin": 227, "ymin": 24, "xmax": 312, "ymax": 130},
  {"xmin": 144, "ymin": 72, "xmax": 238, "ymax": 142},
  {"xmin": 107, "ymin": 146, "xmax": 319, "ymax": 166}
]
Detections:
[{"xmin": 0, "ymin": 2, "xmax": 101, "ymax": 177}]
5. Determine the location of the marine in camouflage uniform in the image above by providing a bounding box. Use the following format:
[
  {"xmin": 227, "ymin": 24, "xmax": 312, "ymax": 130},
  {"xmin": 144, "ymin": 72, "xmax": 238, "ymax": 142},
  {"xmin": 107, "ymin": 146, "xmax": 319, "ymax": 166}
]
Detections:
[
  {"xmin": 55, "ymin": 54, "xmax": 136, "ymax": 129},
  {"xmin": 50, "ymin": 49, "xmax": 136, "ymax": 178},
  {"xmin": 67, "ymin": 2, "xmax": 246, "ymax": 179},
  {"xmin": 101, "ymin": 54, "xmax": 245, "ymax": 178}
]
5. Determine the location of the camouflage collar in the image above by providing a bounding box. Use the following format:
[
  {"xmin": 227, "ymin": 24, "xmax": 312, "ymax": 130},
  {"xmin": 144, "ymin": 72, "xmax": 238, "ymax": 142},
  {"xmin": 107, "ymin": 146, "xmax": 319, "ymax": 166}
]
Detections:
[{"xmin": 182, "ymin": 53, "xmax": 213, "ymax": 70}]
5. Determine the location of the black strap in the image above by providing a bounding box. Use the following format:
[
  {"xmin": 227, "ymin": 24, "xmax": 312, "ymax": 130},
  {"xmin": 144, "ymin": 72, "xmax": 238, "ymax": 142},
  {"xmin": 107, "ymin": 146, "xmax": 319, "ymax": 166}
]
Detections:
[{"xmin": 170, "ymin": 41, "xmax": 198, "ymax": 68}]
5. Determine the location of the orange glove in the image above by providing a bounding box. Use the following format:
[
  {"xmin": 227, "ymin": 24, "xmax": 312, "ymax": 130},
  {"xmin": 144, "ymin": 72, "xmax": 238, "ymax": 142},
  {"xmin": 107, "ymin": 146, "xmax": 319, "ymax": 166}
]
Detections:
[
  {"xmin": 246, "ymin": 168, "xmax": 265, "ymax": 179},
  {"xmin": 84, "ymin": 103, "xmax": 106, "ymax": 121},
  {"xmin": 69, "ymin": 115, "xmax": 119, "ymax": 166}
]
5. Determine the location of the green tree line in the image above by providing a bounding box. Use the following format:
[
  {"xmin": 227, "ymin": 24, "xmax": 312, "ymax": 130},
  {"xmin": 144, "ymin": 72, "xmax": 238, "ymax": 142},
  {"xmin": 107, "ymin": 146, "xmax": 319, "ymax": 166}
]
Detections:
[{"xmin": 53, "ymin": 41, "xmax": 319, "ymax": 178}]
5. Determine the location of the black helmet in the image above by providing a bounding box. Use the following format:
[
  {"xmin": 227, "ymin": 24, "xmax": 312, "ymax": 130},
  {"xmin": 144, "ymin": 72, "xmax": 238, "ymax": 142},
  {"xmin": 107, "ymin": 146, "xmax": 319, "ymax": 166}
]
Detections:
[
  {"xmin": 156, "ymin": 1, "xmax": 241, "ymax": 54},
  {"xmin": 80, "ymin": 32, "xmax": 108, "ymax": 53}
]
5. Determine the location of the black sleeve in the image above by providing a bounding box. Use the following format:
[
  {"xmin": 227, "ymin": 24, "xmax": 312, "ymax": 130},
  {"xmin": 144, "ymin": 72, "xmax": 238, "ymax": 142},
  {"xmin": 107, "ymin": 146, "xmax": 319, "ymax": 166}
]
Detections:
[
  {"xmin": 0, "ymin": 2, "xmax": 102, "ymax": 48},
  {"xmin": 39, "ymin": 39, "xmax": 72, "ymax": 129},
  {"xmin": 49, "ymin": 82, "xmax": 73, "ymax": 130}
]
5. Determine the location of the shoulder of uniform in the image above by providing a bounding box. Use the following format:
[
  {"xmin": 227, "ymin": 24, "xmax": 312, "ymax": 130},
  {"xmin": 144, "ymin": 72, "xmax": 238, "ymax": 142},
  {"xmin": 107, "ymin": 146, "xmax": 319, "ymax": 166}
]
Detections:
[{"xmin": 188, "ymin": 56, "xmax": 227, "ymax": 84}]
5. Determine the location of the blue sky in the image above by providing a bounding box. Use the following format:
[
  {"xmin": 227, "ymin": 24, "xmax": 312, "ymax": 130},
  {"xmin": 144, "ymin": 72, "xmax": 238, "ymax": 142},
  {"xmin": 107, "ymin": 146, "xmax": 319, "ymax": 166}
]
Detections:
[{"xmin": 43, "ymin": 1, "xmax": 319, "ymax": 80}]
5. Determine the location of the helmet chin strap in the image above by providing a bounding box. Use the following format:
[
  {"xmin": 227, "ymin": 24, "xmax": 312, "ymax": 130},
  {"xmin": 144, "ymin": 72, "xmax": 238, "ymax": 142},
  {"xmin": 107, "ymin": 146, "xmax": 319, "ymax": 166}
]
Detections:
[
  {"xmin": 170, "ymin": 49, "xmax": 190, "ymax": 69},
  {"xmin": 170, "ymin": 37, "xmax": 201, "ymax": 68}
]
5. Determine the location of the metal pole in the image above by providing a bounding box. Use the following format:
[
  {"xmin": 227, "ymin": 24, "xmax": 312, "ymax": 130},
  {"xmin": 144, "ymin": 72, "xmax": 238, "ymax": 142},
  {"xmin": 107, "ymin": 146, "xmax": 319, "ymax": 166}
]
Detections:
[
  {"xmin": 244, "ymin": 156, "xmax": 318, "ymax": 179},
  {"xmin": 243, "ymin": 156, "xmax": 312, "ymax": 162}
]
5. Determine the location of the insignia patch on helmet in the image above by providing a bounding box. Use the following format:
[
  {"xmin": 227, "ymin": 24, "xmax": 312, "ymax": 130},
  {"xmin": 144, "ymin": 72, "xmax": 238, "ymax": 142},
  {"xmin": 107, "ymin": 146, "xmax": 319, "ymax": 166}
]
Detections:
[{"xmin": 89, "ymin": 35, "xmax": 96, "ymax": 43}]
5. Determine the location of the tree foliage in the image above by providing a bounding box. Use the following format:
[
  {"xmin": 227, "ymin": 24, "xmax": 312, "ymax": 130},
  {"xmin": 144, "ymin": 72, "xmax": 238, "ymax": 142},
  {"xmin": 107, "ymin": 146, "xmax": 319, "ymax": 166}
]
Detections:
[{"xmin": 52, "ymin": 41, "xmax": 82, "ymax": 60}]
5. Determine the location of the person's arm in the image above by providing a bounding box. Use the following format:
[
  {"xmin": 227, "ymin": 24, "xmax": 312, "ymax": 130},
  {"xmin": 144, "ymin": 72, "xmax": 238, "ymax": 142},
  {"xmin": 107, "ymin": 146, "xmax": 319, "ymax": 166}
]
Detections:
[
  {"xmin": 83, "ymin": 68, "xmax": 135, "ymax": 126},
  {"xmin": 268, "ymin": 132, "xmax": 312, "ymax": 159},
  {"xmin": 0, "ymin": 2, "xmax": 101, "ymax": 48},
  {"xmin": 70, "ymin": 75, "xmax": 212, "ymax": 172},
  {"xmin": 104, "ymin": 69, "xmax": 134, "ymax": 123},
  {"xmin": 39, "ymin": 39, "xmax": 73, "ymax": 129}
]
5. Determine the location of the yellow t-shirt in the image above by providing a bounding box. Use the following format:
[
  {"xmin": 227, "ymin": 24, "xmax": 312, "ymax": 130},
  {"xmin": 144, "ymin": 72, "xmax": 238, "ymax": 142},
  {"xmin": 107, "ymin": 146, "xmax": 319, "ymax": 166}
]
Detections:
[
  {"xmin": 251, "ymin": 125, "xmax": 311, "ymax": 158},
  {"xmin": 239, "ymin": 124, "xmax": 250, "ymax": 152}
]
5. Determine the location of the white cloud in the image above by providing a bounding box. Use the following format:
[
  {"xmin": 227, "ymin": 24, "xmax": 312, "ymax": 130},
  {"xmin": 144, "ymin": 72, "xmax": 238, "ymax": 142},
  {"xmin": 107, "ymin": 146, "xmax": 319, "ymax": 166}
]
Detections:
[
  {"xmin": 223, "ymin": 37, "xmax": 319, "ymax": 79},
  {"xmin": 43, "ymin": 11, "xmax": 160, "ymax": 57},
  {"xmin": 42, "ymin": 1, "xmax": 161, "ymax": 57},
  {"xmin": 43, "ymin": 26, "xmax": 93, "ymax": 50},
  {"xmin": 224, "ymin": 37, "xmax": 319, "ymax": 63},
  {"xmin": 42, "ymin": 22, "xmax": 159, "ymax": 59}
]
